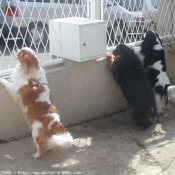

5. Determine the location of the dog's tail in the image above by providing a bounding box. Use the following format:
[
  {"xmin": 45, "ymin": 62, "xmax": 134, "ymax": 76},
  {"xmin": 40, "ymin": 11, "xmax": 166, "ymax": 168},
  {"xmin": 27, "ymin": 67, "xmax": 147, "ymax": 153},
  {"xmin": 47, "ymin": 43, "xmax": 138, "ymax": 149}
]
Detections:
[{"xmin": 46, "ymin": 132, "xmax": 73, "ymax": 150}]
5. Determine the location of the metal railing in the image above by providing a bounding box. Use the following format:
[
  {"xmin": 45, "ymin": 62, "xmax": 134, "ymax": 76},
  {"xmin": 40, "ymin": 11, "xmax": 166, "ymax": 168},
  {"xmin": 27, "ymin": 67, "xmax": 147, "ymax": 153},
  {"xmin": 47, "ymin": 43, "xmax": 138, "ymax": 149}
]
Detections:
[{"xmin": 0, "ymin": 0, "xmax": 174, "ymax": 72}]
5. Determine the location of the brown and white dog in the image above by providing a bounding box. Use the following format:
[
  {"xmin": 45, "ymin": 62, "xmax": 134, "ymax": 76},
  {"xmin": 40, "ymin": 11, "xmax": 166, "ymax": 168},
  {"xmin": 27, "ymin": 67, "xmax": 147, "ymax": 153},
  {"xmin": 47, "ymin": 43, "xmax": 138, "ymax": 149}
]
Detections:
[{"xmin": 0, "ymin": 47, "xmax": 73, "ymax": 158}]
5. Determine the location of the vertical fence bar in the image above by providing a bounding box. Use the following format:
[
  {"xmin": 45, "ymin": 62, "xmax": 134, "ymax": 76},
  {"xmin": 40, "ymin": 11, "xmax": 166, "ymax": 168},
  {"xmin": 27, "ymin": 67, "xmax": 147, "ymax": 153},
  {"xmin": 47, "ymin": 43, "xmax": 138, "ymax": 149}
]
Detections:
[
  {"xmin": 101, "ymin": 0, "xmax": 104, "ymax": 20},
  {"xmin": 87, "ymin": 0, "xmax": 90, "ymax": 18},
  {"xmin": 91, "ymin": 0, "xmax": 100, "ymax": 19}
]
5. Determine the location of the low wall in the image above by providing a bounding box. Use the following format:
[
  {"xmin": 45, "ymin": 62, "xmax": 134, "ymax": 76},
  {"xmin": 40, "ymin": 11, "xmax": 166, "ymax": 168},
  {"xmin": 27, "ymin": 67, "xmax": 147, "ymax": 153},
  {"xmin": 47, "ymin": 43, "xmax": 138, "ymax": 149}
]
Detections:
[
  {"xmin": 0, "ymin": 44, "xmax": 175, "ymax": 140},
  {"xmin": 0, "ymin": 57, "xmax": 127, "ymax": 140}
]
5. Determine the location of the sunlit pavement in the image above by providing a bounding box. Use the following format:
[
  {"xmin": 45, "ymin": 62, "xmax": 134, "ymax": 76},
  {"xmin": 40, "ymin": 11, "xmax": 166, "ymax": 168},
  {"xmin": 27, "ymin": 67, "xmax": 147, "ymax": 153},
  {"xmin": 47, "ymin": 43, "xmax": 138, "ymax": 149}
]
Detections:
[{"xmin": 0, "ymin": 108, "xmax": 175, "ymax": 175}]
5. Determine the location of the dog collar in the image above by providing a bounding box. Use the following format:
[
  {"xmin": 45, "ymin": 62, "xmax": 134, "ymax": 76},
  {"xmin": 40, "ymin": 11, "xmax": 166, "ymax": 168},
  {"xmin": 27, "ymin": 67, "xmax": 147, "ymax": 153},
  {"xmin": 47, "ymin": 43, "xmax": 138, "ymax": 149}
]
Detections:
[{"xmin": 31, "ymin": 80, "xmax": 47, "ymax": 90}]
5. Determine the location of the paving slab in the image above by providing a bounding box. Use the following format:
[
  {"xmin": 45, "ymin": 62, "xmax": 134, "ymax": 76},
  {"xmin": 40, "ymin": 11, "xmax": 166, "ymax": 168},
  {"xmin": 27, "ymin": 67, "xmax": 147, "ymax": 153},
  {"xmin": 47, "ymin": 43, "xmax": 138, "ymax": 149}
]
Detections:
[
  {"xmin": 1, "ymin": 109, "xmax": 175, "ymax": 175},
  {"xmin": 131, "ymin": 103, "xmax": 175, "ymax": 175}
]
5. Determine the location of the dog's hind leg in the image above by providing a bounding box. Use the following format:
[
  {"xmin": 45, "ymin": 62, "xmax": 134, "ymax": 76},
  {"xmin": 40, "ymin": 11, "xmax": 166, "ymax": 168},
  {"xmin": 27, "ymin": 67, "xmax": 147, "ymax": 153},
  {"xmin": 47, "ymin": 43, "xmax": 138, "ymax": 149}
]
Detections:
[
  {"xmin": 153, "ymin": 106, "xmax": 159, "ymax": 123},
  {"xmin": 32, "ymin": 136, "xmax": 46, "ymax": 159},
  {"xmin": 155, "ymin": 94, "xmax": 164, "ymax": 114},
  {"xmin": 32, "ymin": 121, "xmax": 46, "ymax": 158}
]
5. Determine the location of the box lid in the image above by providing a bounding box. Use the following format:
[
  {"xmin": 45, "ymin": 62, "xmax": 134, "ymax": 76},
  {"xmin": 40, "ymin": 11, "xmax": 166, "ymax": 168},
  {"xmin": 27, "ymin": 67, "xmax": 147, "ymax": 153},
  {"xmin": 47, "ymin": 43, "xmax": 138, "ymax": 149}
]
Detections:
[{"xmin": 50, "ymin": 17, "xmax": 106, "ymax": 26}]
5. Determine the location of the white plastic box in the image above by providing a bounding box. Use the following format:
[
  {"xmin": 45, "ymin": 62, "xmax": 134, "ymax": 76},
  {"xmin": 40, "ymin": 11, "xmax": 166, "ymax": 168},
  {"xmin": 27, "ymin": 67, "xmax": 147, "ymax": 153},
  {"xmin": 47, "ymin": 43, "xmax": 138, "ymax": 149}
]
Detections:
[{"xmin": 49, "ymin": 17, "xmax": 106, "ymax": 62}]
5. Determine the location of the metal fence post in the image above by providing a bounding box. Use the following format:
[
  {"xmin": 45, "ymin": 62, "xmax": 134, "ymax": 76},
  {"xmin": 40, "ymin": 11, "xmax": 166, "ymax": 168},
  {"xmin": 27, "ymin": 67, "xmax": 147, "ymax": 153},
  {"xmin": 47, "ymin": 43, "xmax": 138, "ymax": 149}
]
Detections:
[{"xmin": 91, "ymin": 0, "xmax": 100, "ymax": 19}]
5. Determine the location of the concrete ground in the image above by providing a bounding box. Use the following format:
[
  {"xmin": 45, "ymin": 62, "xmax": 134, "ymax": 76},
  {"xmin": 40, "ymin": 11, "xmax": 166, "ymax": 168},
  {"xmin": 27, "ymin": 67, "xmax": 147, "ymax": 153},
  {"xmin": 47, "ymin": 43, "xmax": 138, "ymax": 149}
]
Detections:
[{"xmin": 0, "ymin": 106, "xmax": 175, "ymax": 175}]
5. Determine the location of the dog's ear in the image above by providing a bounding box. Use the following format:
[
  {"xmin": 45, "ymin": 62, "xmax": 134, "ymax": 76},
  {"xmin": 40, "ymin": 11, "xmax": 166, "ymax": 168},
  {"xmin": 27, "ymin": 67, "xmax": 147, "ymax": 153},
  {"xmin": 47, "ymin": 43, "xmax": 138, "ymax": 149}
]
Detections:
[
  {"xmin": 141, "ymin": 33, "xmax": 151, "ymax": 55},
  {"xmin": 141, "ymin": 33, "xmax": 149, "ymax": 55},
  {"xmin": 28, "ymin": 52, "xmax": 39, "ymax": 67},
  {"xmin": 141, "ymin": 31, "xmax": 161, "ymax": 55}
]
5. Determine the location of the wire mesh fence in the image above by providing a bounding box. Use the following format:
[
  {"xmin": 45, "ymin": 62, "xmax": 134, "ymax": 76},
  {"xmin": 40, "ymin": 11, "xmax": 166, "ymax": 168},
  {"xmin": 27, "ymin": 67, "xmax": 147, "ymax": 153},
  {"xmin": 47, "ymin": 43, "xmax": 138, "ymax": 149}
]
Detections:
[{"xmin": 0, "ymin": 0, "xmax": 174, "ymax": 71}]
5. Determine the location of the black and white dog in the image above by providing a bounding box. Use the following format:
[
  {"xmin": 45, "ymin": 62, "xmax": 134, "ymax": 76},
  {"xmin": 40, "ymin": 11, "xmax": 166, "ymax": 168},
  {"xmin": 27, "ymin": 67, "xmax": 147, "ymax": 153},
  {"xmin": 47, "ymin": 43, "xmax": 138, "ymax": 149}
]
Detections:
[
  {"xmin": 141, "ymin": 30, "xmax": 175, "ymax": 114},
  {"xmin": 108, "ymin": 44, "xmax": 158, "ymax": 130}
]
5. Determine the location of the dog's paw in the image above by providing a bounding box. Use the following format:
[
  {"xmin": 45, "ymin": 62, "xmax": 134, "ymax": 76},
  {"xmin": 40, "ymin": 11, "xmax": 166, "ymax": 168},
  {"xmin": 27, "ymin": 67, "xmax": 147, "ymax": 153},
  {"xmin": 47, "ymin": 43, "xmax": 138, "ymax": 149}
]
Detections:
[
  {"xmin": 0, "ymin": 78, "xmax": 7, "ymax": 86},
  {"xmin": 32, "ymin": 152, "xmax": 41, "ymax": 159}
]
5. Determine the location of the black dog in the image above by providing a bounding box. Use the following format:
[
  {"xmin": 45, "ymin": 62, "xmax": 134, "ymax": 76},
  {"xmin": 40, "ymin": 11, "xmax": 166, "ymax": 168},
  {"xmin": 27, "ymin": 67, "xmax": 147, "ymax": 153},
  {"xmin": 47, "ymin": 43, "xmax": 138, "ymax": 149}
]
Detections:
[
  {"xmin": 141, "ymin": 30, "xmax": 175, "ymax": 114},
  {"xmin": 111, "ymin": 44, "xmax": 158, "ymax": 130}
]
